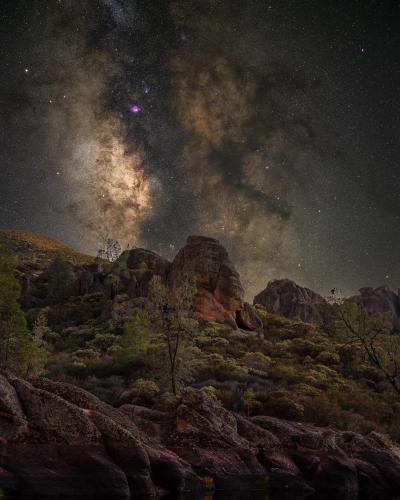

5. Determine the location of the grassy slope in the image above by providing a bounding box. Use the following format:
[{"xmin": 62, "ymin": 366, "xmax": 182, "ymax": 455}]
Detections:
[{"xmin": 0, "ymin": 230, "xmax": 94, "ymax": 266}]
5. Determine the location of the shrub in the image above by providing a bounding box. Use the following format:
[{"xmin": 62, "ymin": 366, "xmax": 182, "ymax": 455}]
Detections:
[
  {"xmin": 119, "ymin": 378, "xmax": 160, "ymax": 406},
  {"xmin": 155, "ymin": 392, "xmax": 180, "ymax": 411},
  {"xmin": 80, "ymin": 375, "xmax": 124, "ymax": 404},
  {"xmin": 242, "ymin": 351, "xmax": 271, "ymax": 371},
  {"xmin": 115, "ymin": 310, "xmax": 151, "ymax": 365},
  {"xmin": 266, "ymin": 392, "xmax": 305, "ymax": 420},
  {"xmin": 89, "ymin": 333, "xmax": 118, "ymax": 353},
  {"xmin": 315, "ymin": 351, "xmax": 340, "ymax": 366},
  {"xmin": 73, "ymin": 348, "xmax": 100, "ymax": 361},
  {"xmin": 356, "ymin": 364, "xmax": 385, "ymax": 383},
  {"xmin": 201, "ymin": 385, "xmax": 219, "ymax": 398}
]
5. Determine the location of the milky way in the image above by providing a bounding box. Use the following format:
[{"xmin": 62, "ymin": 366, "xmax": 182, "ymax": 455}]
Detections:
[{"xmin": 1, "ymin": 1, "xmax": 400, "ymax": 298}]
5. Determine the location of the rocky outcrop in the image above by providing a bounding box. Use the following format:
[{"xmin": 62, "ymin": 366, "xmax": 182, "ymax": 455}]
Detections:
[
  {"xmin": 169, "ymin": 236, "xmax": 258, "ymax": 329},
  {"xmin": 254, "ymin": 279, "xmax": 327, "ymax": 324},
  {"xmin": 110, "ymin": 238, "xmax": 261, "ymax": 330},
  {"xmin": 1, "ymin": 373, "xmax": 400, "ymax": 499},
  {"xmin": 103, "ymin": 249, "xmax": 171, "ymax": 316},
  {"xmin": 358, "ymin": 286, "xmax": 400, "ymax": 327},
  {"xmin": 104, "ymin": 248, "xmax": 170, "ymax": 299},
  {"xmin": 8, "ymin": 231, "xmax": 263, "ymax": 330},
  {"xmin": 253, "ymin": 279, "xmax": 400, "ymax": 328}
]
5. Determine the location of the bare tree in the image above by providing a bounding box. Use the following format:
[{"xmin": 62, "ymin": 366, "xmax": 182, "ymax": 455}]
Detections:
[{"xmin": 97, "ymin": 238, "xmax": 122, "ymax": 262}]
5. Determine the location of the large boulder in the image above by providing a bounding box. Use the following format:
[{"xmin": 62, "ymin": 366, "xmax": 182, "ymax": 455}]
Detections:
[
  {"xmin": 169, "ymin": 236, "xmax": 252, "ymax": 329},
  {"xmin": 0, "ymin": 373, "xmax": 203, "ymax": 498},
  {"xmin": 254, "ymin": 279, "xmax": 327, "ymax": 324},
  {"xmin": 358, "ymin": 286, "xmax": 400, "ymax": 327}
]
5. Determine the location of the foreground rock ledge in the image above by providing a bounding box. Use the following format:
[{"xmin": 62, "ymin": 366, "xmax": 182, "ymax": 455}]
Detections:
[{"xmin": 1, "ymin": 372, "xmax": 400, "ymax": 499}]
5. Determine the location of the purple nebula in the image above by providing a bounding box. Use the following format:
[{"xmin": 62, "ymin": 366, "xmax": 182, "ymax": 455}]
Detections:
[{"xmin": 130, "ymin": 104, "xmax": 141, "ymax": 113}]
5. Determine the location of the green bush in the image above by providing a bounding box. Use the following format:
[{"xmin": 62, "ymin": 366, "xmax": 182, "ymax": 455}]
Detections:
[
  {"xmin": 266, "ymin": 392, "xmax": 305, "ymax": 420},
  {"xmin": 315, "ymin": 351, "xmax": 340, "ymax": 366},
  {"xmin": 119, "ymin": 378, "xmax": 160, "ymax": 406}
]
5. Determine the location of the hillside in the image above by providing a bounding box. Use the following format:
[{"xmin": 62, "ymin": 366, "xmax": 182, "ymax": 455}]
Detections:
[
  {"xmin": 0, "ymin": 230, "xmax": 94, "ymax": 266},
  {"xmin": 0, "ymin": 232, "xmax": 396, "ymax": 438},
  {"xmin": 1, "ymin": 232, "xmax": 400, "ymax": 498}
]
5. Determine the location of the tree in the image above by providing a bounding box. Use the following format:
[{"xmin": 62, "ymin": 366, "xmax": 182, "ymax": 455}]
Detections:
[
  {"xmin": 26, "ymin": 312, "xmax": 50, "ymax": 377},
  {"xmin": 0, "ymin": 247, "xmax": 32, "ymax": 375},
  {"xmin": 147, "ymin": 273, "xmax": 198, "ymax": 395},
  {"xmin": 97, "ymin": 238, "xmax": 122, "ymax": 262},
  {"xmin": 32, "ymin": 311, "xmax": 54, "ymax": 343},
  {"xmin": 0, "ymin": 246, "xmax": 26, "ymax": 371},
  {"xmin": 116, "ymin": 310, "xmax": 152, "ymax": 364},
  {"xmin": 331, "ymin": 296, "xmax": 400, "ymax": 397},
  {"xmin": 240, "ymin": 388, "xmax": 262, "ymax": 417},
  {"xmin": 45, "ymin": 254, "xmax": 75, "ymax": 302}
]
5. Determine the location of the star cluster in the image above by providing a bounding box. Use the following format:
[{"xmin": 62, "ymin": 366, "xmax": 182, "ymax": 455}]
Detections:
[{"xmin": 1, "ymin": 0, "xmax": 400, "ymax": 298}]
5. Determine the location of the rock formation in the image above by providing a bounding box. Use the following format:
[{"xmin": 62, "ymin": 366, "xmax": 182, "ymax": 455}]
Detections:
[
  {"xmin": 254, "ymin": 279, "xmax": 327, "ymax": 324},
  {"xmin": 358, "ymin": 286, "xmax": 400, "ymax": 327},
  {"xmin": 8, "ymin": 230, "xmax": 400, "ymax": 331},
  {"xmin": 254, "ymin": 278, "xmax": 400, "ymax": 327},
  {"xmin": 169, "ymin": 236, "xmax": 259, "ymax": 329},
  {"xmin": 0, "ymin": 231, "xmax": 261, "ymax": 331},
  {"xmin": 106, "ymin": 236, "xmax": 261, "ymax": 329},
  {"xmin": 1, "ymin": 371, "xmax": 400, "ymax": 499},
  {"xmin": 107, "ymin": 248, "xmax": 171, "ymax": 299}
]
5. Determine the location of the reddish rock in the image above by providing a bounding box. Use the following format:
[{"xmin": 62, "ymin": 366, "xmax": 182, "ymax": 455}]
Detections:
[
  {"xmin": 254, "ymin": 279, "xmax": 327, "ymax": 324},
  {"xmin": 174, "ymin": 388, "xmax": 250, "ymax": 449},
  {"xmin": 88, "ymin": 410, "xmax": 155, "ymax": 496},
  {"xmin": 145, "ymin": 446, "xmax": 204, "ymax": 494},
  {"xmin": 30, "ymin": 377, "xmax": 143, "ymax": 439},
  {"xmin": 10, "ymin": 378, "xmax": 101, "ymax": 444},
  {"xmin": 2, "ymin": 374, "xmax": 400, "ymax": 499},
  {"xmin": 169, "ymin": 236, "xmax": 251, "ymax": 329},
  {"xmin": 0, "ymin": 373, "xmax": 27, "ymax": 440}
]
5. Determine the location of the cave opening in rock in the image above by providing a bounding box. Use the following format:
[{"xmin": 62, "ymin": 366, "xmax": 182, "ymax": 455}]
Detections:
[{"xmin": 235, "ymin": 310, "xmax": 252, "ymax": 331}]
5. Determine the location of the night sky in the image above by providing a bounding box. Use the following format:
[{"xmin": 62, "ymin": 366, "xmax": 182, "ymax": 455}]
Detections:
[{"xmin": 1, "ymin": 0, "xmax": 400, "ymax": 298}]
